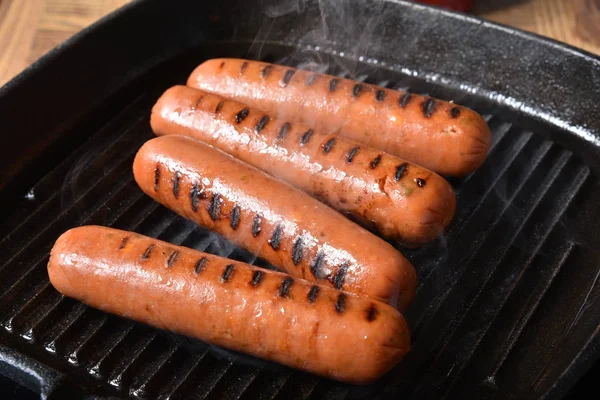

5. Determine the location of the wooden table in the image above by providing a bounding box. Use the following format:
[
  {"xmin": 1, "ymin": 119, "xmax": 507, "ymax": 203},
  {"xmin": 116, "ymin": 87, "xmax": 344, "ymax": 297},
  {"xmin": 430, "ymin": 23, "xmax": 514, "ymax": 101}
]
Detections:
[{"xmin": 1, "ymin": 0, "xmax": 599, "ymax": 87}]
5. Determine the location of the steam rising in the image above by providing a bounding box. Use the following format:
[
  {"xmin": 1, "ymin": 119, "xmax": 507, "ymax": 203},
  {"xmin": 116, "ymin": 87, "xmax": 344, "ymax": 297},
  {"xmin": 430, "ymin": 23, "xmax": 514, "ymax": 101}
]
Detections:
[
  {"xmin": 59, "ymin": 0, "xmax": 458, "ymax": 286},
  {"xmin": 58, "ymin": 0, "xmax": 470, "ymax": 291},
  {"xmin": 47, "ymin": 1, "xmax": 596, "ymax": 394},
  {"xmin": 263, "ymin": 0, "xmax": 308, "ymax": 18},
  {"xmin": 246, "ymin": 0, "xmax": 457, "ymax": 258},
  {"xmin": 60, "ymin": 131, "xmax": 123, "ymax": 224},
  {"xmin": 249, "ymin": 0, "xmax": 391, "ymax": 80}
]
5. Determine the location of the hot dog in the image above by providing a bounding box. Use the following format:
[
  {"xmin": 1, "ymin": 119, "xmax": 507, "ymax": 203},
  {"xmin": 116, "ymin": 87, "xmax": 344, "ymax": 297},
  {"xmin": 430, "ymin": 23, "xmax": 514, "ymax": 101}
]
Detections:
[
  {"xmin": 150, "ymin": 85, "xmax": 456, "ymax": 246},
  {"xmin": 133, "ymin": 136, "xmax": 416, "ymax": 309},
  {"xmin": 186, "ymin": 58, "xmax": 492, "ymax": 177},
  {"xmin": 48, "ymin": 225, "xmax": 411, "ymax": 384}
]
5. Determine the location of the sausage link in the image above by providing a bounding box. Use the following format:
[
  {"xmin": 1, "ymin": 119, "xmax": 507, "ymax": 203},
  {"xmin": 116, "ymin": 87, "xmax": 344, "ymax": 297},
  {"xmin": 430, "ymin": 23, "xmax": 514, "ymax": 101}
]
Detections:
[
  {"xmin": 187, "ymin": 58, "xmax": 492, "ymax": 177},
  {"xmin": 48, "ymin": 226, "xmax": 411, "ymax": 384},
  {"xmin": 133, "ymin": 136, "xmax": 416, "ymax": 309},
  {"xmin": 150, "ymin": 85, "xmax": 456, "ymax": 246}
]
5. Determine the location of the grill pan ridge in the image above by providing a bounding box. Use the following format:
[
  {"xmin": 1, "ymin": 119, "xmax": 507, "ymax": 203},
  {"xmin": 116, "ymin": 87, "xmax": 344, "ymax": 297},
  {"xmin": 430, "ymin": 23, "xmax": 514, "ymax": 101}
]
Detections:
[{"xmin": 1, "ymin": 0, "xmax": 600, "ymax": 399}]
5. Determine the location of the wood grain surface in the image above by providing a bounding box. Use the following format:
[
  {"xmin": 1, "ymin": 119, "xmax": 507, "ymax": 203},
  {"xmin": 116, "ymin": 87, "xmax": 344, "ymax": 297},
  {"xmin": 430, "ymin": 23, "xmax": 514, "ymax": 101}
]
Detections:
[
  {"xmin": 473, "ymin": 0, "xmax": 600, "ymax": 55},
  {"xmin": 0, "ymin": 0, "xmax": 130, "ymax": 87},
  {"xmin": 0, "ymin": 0, "xmax": 599, "ymax": 87}
]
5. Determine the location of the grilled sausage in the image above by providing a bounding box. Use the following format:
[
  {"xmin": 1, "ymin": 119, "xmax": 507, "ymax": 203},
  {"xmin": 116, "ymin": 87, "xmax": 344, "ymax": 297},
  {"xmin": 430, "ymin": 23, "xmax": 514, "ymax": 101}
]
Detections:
[
  {"xmin": 150, "ymin": 86, "xmax": 456, "ymax": 246},
  {"xmin": 186, "ymin": 58, "xmax": 492, "ymax": 177},
  {"xmin": 48, "ymin": 225, "xmax": 411, "ymax": 384},
  {"xmin": 133, "ymin": 136, "xmax": 416, "ymax": 309}
]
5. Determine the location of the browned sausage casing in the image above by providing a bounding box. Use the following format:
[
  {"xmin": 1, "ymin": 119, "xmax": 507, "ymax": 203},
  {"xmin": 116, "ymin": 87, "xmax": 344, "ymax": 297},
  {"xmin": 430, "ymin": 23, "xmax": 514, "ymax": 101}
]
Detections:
[
  {"xmin": 150, "ymin": 85, "xmax": 456, "ymax": 246},
  {"xmin": 133, "ymin": 136, "xmax": 416, "ymax": 309},
  {"xmin": 186, "ymin": 58, "xmax": 492, "ymax": 177},
  {"xmin": 48, "ymin": 225, "xmax": 411, "ymax": 384}
]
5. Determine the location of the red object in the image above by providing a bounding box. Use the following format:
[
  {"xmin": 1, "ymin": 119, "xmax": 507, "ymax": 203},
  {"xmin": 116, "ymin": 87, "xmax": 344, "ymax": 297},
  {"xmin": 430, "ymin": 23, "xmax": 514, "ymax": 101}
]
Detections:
[{"xmin": 416, "ymin": 0, "xmax": 474, "ymax": 12}]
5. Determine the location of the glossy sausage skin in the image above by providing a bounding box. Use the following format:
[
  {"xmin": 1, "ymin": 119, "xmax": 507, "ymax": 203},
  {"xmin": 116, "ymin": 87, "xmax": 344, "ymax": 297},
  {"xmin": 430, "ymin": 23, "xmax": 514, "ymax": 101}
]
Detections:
[
  {"xmin": 187, "ymin": 58, "xmax": 492, "ymax": 177},
  {"xmin": 133, "ymin": 136, "xmax": 416, "ymax": 309},
  {"xmin": 48, "ymin": 226, "xmax": 411, "ymax": 384},
  {"xmin": 150, "ymin": 85, "xmax": 456, "ymax": 246}
]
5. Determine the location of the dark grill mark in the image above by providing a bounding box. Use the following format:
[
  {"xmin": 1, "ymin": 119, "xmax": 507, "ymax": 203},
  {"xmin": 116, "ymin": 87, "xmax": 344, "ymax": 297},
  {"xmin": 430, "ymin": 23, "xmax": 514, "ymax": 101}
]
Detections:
[
  {"xmin": 370, "ymin": 155, "xmax": 382, "ymax": 169},
  {"xmin": 251, "ymin": 270, "xmax": 264, "ymax": 287},
  {"xmin": 352, "ymin": 84, "xmax": 363, "ymax": 98},
  {"xmin": 394, "ymin": 163, "xmax": 409, "ymax": 181},
  {"xmin": 292, "ymin": 237, "xmax": 304, "ymax": 265},
  {"xmin": 235, "ymin": 108, "xmax": 249, "ymax": 123},
  {"xmin": 153, "ymin": 165, "xmax": 160, "ymax": 191},
  {"xmin": 190, "ymin": 182, "xmax": 200, "ymax": 212},
  {"xmin": 399, "ymin": 92, "xmax": 412, "ymax": 108},
  {"xmin": 256, "ymin": 116, "xmax": 270, "ymax": 133},
  {"xmin": 219, "ymin": 61, "xmax": 225, "ymax": 69},
  {"xmin": 215, "ymin": 101, "xmax": 224, "ymax": 113},
  {"xmin": 252, "ymin": 214, "xmax": 262, "ymax": 237},
  {"xmin": 278, "ymin": 123, "xmax": 290, "ymax": 140},
  {"xmin": 335, "ymin": 293, "xmax": 346, "ymax": 313},
  {"xmin": 346, "ymin": 146, "xmax": 360, "ymax": 163},
  {"xmin": 240, "ymin": 61, "xmax": 248, "ymax": 73},
  {"xmin": 450, "ymin": 106, "xmax": 461, "ymax": 118},
  {"xmin": 221, "ymin": 264, "xmax": 235, "ymax": 282},
  {"xmin": 261, "ymin": 65, "xmax": 273, "ymax": 78},
  {"xmin": 279, "ymin": 277, "xmax": 294, "ymax": 298},
  {"xmin": 322, "ymin": 138, "xmax": 336, "ymax": 154},
  {"xmin": 310, "ymin": 252, "xmax": 326, "ymax": 279},
  {"xmin": 118, "ymin": 237, "xmax": 129, "ymax": 250},
  {"xmin": 300, "ymin": 129, "xmax": 314, "ymax": 145},
  {"xmin": 230, "ymin": 205, "xmax": 241, "ymax": 230},
  {"xmin": 194, "ymin": 96, "xmax": 203, "ymax": 108},
  {"xmin": 333, "ymin": 263, "xmax": 348, "ymax": 290},
  {"xmin": 281, "ymin": 70, "xmax": 295, "ymax": 87},
  {"xmin": 415, "ymin": 178, "xmax": 427, "ymax": 187},
  {"xmin": 305, "ymin": 74, "xmax": 316, "ymax": 86},
  {"xmin": 308, "ymin": 286, "xmax": 320, "ymax": 304},
  {"xmin": 423, "ymin": 98, "xmax": 436, "ymax": 118},
  {"xmin": 172, "ymin": 171, "xmax": 180, "ymax": 199},
  {"xmin": 269, "ymin": 224, "xmax": 283, "ymax": 250},
  {"xmin": 375, "ymin": 90, "xmax": 386, "ymax": 102},
  {"xmin": 329, "ymin": 79, "xmax": 339, "ymax": 92},
  {"xmin": 366, "ymin": 305, "xmax": 378, "ymax": 322},
  {"xmin": 208, "ymin": 193, "xmax": 221, "ymax": 221},
  {"xmin": 167, "ymin": 251, "xmax": 179, "ymax": 268},
  {"xmin": 194, "ymin": 257, "xmax": 208, "ymax": 275},
  {"xmin": 141, "ymin": 245, "xmax": 154, "ymax": 260}
]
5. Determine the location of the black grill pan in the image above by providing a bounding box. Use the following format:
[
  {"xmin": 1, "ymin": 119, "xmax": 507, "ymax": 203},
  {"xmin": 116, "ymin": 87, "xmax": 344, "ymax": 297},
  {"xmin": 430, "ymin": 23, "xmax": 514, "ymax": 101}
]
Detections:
[{"xmin": 1, "ymin": 0, "xmax": 599, "ymax": 398}]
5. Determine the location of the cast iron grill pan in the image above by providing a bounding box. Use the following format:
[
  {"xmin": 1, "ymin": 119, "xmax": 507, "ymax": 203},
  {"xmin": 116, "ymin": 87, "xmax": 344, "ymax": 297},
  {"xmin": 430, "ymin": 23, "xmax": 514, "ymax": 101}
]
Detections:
[{"xmin": 0, "ymin": 1, "xmax": 599, "ymax": 399}]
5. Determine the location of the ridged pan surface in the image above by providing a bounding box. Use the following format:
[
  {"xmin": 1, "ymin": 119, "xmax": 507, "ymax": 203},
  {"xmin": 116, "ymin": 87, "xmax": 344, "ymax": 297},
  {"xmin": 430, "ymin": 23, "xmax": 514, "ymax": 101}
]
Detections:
[{"xmin": 0, "ymin": 1, "xmax": 599, "ymax": 399}]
